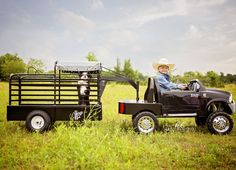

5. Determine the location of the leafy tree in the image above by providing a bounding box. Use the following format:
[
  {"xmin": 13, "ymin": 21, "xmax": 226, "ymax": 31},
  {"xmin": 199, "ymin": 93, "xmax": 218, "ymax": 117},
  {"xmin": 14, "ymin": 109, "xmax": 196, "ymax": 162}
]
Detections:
[
  {"xmin": 135, "ymin": 71, "xmax": 148, "ymax": 84},
  {"xmin": 27, "ymin": 58, "xmax": 45, "ymax": 73},
  {"xmin": 225, "ymin": 74, "xmax": 236, "ymax": 83},
  {"xmin": 0, "ymin": 53, "xmax": 26, "ymax": 80},
  {"xmin": 206, "ymin": 71, "xmax": 223, "ymax": 87},
  {"xmin": 183, "ymin": 71, "xmax": 196, "ymax": 82},
  {"xmin": 172, "ymin": 71, "xmax": 227, "ymax": 87},
  {"xmin": 171, "ymin": 75, "xmax": 183, "ymax": 84},
  {"xmin": 114, "ymin": 58, "xmax": 121, "ymax": 74},
  {"xmin": 123, "ymin": 59, "xmax": 135, "ymax": 79},
  {"xmin": 115, "ymin": 58, "xmax": 147, "ymax": 84},
  {"xmin": 86, "ymin": 52, "xmax": 97, "ymax": 61}
]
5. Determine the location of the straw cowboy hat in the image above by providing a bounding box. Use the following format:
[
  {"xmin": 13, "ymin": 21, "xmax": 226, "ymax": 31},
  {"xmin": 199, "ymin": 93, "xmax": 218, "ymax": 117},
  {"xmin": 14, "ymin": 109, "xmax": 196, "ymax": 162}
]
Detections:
[{"xmin": 152, "ymin": 58, "xmax": 175, "ymax": 71}]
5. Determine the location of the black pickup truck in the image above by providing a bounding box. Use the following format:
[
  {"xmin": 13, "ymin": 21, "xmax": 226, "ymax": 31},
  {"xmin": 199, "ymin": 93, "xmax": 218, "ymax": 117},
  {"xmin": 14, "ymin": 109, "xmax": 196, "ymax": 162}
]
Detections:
[{"xmin": 119, "ymin": 78, "xmax": 235, "ymax": 135}]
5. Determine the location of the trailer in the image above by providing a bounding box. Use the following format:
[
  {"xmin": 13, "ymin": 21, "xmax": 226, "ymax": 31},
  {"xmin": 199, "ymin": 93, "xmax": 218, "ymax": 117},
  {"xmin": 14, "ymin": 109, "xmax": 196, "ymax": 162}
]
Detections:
[{"xmin": 7, "ymin": 61, "xmax": 139, "ymax": 132}]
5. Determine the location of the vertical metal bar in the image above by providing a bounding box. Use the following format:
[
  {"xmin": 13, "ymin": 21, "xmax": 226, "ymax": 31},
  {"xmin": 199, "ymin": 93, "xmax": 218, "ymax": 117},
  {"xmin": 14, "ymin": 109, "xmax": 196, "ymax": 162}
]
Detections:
[
  {"xmin": 59, "ymin": 70, "xmax": 61, "ymax": 104},
  {"xmin": 136, "ymin": 81, "xmax": 139, "ymax": 102},
  {"xmin": 54, "ymin": 61, "xmax": 57, "ymax": 105},
  {"xmin": 97, "ymin": 69, "xmax": 101, "ymax": 104},
  {"xmin": 19, "ymin": 78, "xmax": 22, "ymax": 105},
  {"xmin": 9, "ymin": 76, "xmax": 12, "ymax": 105}
]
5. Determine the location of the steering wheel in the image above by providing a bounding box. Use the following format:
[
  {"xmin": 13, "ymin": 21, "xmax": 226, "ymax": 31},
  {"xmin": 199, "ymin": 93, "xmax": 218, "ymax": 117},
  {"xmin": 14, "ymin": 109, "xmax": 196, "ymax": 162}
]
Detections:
[
  {"xmin": 187, "ymin": 83, "xmax": 192, "ymax": 91},
  {"xmin": 187, "ymin": 82, "xmax": 200, "ymax": 92}
]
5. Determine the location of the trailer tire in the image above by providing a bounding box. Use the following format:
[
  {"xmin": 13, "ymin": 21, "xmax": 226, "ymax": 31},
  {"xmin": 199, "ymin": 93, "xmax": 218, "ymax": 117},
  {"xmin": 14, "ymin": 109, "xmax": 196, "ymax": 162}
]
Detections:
[
  {"xmin": 133, "ymin": 111, "xmax": 158, "ymax": 134},
  {"xmin": 195, "ymin": 117, "xmax": 207, "ymax": 127},
  {"xmin": 26, "ymin": 110, "xmax": 51, "ymax": 132},
  {"xmin": 207, "ymin": 112, "xmax": 233, "ymax": 135}
]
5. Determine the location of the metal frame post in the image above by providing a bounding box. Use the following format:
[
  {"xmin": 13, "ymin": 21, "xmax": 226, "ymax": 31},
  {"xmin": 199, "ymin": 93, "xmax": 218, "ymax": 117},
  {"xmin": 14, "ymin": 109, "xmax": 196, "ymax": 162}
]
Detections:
[{"xmin": 54, "ymin": 61, "xmax": 57, "ymax": 105}]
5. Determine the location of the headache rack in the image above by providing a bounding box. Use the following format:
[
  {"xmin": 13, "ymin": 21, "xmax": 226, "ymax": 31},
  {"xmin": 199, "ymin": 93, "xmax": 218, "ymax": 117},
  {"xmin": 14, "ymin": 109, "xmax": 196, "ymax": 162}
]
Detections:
[{"xmin": 9, "ymin": 61, "xmax": 102, "ymax": 106}]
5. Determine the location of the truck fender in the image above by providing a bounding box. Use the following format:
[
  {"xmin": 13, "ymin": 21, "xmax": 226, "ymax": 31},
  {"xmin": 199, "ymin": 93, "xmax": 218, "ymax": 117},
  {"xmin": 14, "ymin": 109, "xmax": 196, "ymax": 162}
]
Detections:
[
  {"xmin": 132, "ymin": 109, "xmax": 156, "ymax": 120},
  {"xmin": 205, "ymin": 98, "xmax": 233, "ymax": 114}
]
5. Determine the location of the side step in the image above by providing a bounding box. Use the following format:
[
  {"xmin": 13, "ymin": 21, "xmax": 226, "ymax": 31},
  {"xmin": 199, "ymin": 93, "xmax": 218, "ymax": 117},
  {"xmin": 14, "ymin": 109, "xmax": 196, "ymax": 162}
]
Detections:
[{"xmin": 163, "ymin": 113, "xmax": 197, "ymax": 117}]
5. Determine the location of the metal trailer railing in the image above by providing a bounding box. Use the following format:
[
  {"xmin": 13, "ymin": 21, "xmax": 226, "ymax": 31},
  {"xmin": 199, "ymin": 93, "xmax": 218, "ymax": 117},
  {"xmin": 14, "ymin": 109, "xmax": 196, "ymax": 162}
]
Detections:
[
  {"xmin": 7, "ymin": 61, "xmax": 103, "ymax": 122},
  {"xmin": 9, "ymin": 62, "xmax": 101, "ymax": 106},
  {"xmin": 9, "ymin": 73, "xmax": 100, "ymax": 105}
]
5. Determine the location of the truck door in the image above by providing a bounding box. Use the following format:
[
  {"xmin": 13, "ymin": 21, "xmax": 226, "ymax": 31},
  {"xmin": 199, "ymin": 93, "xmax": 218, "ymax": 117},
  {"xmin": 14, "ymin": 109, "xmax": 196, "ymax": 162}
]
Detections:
[{"xmin": 162, "ymin": 91, "xmax": 200, "ymax": 113}]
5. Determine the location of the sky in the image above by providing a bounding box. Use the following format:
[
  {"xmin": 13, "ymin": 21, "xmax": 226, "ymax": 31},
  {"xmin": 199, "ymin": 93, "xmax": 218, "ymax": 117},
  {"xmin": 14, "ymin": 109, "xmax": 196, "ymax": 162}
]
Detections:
[{"xmin": 0, "ymin": 0, "xmax": 236, "ymax": 76}]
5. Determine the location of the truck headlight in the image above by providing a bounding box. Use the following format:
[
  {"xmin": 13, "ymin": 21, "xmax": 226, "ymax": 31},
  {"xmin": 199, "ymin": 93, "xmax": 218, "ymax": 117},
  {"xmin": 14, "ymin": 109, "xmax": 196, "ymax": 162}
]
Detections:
[{"xmin": 229, "ymin": 94, "xmax": 233, "ymax": 103}]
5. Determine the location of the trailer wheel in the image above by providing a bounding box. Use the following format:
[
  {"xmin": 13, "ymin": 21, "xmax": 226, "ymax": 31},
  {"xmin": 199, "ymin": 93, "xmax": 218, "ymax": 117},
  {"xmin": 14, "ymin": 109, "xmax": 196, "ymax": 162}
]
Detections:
[
  {"xmin": 195, "ymin": 117, "xmax": 207, "ymax": 127},
  {"xmin": 133, "ymin": 111, "xmax": 158, "ymax": 134},
  {"xmin": 26, "ymin": 110, "xmax": 51, "ymax": 132},
  {"xmin": 207, "ymin": 112, "xmax": 233, "ymax": 135}
]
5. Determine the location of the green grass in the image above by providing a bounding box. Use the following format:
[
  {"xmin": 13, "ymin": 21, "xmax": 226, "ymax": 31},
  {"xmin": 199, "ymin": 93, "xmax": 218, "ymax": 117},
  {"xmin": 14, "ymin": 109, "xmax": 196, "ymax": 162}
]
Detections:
[{"xmin": 0, "ymin": 82, "xmax": 236, "ymax": 169}]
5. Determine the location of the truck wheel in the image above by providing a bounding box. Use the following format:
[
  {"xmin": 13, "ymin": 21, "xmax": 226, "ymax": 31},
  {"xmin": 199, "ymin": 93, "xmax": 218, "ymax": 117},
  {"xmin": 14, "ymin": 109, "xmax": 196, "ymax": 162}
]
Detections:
[
  {"xmin": 207, "ymin": 112, "xmax": 233, "ymax": 135},
  {"xmin": 133, "ymin": 111, "xmax": 158, "ymax": 134},
  {"xmin": 26, "ymin": 110, "xmax": 51, "ymax": 132},
  {"xmin": 195, "ymin": 117, "xmax": 207, "ymax": 127}
]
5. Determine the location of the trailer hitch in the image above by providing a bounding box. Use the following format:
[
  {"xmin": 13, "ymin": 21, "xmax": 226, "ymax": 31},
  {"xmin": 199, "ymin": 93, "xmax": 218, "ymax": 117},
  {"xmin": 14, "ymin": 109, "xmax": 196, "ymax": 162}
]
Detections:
[{"xmin": 100, "ymin": 66, "xmax": 139, "ymax": 101}]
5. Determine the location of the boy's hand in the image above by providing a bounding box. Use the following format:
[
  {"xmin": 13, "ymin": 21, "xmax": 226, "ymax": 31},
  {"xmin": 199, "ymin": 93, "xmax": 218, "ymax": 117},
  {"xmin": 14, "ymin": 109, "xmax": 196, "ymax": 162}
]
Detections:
[{"xmin": 180, "ymin": 84, "xmax": 188, "ymax": 90}]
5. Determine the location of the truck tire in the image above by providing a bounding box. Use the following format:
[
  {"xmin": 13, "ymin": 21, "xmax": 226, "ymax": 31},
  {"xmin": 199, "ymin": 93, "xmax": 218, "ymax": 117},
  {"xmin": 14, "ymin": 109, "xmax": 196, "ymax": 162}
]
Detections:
[
  {"xmin": 133, "ymin": 111, "xmax": 158, "ymax": 134},
  {"xmin": 195, "ymin": 117, "xmax": 207, "ymax": 127},
  {"xmin": 26, "ymin": 110, "xmax": 51, "ymax": 132},
  {"xmin": 207, "ymin": 112, "xmax": 233, "ymax": 135}
]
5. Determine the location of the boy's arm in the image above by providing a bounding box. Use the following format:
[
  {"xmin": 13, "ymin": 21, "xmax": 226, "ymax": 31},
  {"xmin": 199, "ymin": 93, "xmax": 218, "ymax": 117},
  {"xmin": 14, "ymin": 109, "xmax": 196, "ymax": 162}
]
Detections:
[{"xmin": 158, "ymin": 76, "xmax": 180, "ymax": 90}]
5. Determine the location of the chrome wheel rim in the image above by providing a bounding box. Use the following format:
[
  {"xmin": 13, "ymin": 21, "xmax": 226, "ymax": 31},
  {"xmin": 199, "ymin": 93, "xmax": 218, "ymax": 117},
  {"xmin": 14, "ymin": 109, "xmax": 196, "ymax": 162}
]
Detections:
[
  {"xmin": 138, "ymin": 116, "xmax": 155, "ymax": 133},
  {"xmin": 212, "ymin": 115, "xmax": 229, "ymax": 133},
  {"xmin": 31, "ymin": 116, "xmax": 45, "ymax": 130}
]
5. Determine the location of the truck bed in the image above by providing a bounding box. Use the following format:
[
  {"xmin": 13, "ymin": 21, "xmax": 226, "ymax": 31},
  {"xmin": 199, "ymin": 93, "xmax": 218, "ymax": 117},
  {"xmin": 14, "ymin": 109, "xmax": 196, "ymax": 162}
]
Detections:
[{"xmin": 118, "ymin": 100, "xmax": 162, "ymax": 116}]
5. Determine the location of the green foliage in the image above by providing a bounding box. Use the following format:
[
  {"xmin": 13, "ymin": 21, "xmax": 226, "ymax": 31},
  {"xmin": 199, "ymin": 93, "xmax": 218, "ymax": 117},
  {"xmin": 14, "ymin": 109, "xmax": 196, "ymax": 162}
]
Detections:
[
  {"xmin": 0, "ymin": 53, "xmax": 47, "ymax": 80},
  {"xmin": 206, "ymin": 71, "xmax": 223, "ymax": 87},
  {"xmin": 0, "ymin": 53, "xmax": 26, "ymax": 80},
  {"xmin": 123, "ymin": 59, "xmax": 136, "ymax": 79},
  {"xmin": 172, "ymin": 71, "xmax": 232, "ymax": 88},
  {"xmin": 114, "ymin": 58, "xmax": 148, "ymax": 84},
  {"xmin": 1, "ymin": 52, "xmax": 235, "ymax": 88},
  {"xmin": 27, "ymin": 58, "xmax": 45, "ymax": 73},
  {"xmin": 86, "ymin": 52, "xmax": 98, "ymax": 61},
  {"xmin": 101, "ymin": 57, "xmax": 148, "ymax": 85},
  {"xmin": 0, "ymin": 82, "xmax": 235, "ymax": 169},
  {"xmin": 114, "ymin": 58, "xmax": 122, "ymax": 73},
  {"xmin": 220, "ymin": 72, "xmax": 236, "ymax": 84}
]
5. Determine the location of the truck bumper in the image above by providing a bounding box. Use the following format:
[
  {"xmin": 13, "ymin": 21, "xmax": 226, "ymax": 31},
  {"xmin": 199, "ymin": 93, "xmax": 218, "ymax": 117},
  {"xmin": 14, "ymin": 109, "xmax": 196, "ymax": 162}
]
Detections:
[{"xmin": 228, "ymin": 100, "xmax": 235, "ymax": 114}]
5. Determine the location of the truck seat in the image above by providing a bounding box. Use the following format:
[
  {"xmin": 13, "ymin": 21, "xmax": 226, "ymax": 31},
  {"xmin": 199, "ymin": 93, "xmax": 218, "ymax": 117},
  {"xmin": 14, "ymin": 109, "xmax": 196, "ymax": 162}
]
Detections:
[
  {"xmin": 153, "ymin": 77, "xmax": 161, "ymax": 103},
  {"xmin": 144, "ymin": 77, "xmax": 161, "ymax": 103}
]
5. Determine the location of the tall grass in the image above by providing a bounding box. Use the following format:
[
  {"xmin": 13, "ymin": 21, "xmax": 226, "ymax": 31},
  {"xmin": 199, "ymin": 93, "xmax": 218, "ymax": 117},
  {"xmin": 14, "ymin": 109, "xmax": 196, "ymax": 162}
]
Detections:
[{"xmin": 0, "ymin": 82, "xmax": 236, "ymax": 169}]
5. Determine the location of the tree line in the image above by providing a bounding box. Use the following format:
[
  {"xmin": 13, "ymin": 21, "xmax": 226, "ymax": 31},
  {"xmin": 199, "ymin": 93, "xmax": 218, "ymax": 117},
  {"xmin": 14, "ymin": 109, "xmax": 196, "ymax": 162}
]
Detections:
[
  {"xmin": 0, "ymin": 53, "xmax": 235, "ymax": 87},
  {"xmin": 172, "ymin": 71, "xmax": 236, "ymax": 87},
  {"xmin": 0, "ymin": 53, "xmax": 45, "ymax": 81},
  {"xmin": 111, "ymin": 57, "xmax": 236, "ymax": 87},
  {"xmin": 86, "ymin": 52, "xmax": 236, "ymax": 87}
]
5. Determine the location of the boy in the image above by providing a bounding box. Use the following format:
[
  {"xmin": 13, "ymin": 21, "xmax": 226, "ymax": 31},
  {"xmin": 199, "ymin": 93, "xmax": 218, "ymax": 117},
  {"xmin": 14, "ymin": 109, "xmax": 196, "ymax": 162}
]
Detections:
[{"xmin": 153, "ymin": 58, "xmax": 187, "ymax": 92}]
